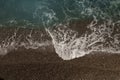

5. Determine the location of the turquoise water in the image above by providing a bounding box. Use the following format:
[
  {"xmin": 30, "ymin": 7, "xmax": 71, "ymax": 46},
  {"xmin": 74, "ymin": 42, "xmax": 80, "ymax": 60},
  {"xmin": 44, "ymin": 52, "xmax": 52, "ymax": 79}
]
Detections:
[{"xmin": 0, "ymin": 0, "xmax": 120, "ymax": 27}]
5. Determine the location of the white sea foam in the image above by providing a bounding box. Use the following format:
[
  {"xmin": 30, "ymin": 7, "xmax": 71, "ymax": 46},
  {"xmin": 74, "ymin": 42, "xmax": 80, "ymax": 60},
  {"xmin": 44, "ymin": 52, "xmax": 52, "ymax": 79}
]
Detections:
[
  {"xmin": 0, "ymin": 28, "xmax": 52, "ymax": 56},
  {"xmin": 46, "ymin": 18, "xmax": 120, "ymax": 60},
  {"xmin": 0, "ymin": 19, "xmax": 120, "ymax": 60}
]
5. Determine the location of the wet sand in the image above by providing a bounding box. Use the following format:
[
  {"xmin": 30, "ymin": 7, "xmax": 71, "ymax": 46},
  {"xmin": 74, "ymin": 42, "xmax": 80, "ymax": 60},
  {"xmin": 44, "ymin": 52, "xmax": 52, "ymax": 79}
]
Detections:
[
  {"xmin": 0, "ymin": 49, "xmax": 120, "ymax": 80},
  {"xmin": 0, "ymin": 27, "xmax": 120, "ymax": 80}
]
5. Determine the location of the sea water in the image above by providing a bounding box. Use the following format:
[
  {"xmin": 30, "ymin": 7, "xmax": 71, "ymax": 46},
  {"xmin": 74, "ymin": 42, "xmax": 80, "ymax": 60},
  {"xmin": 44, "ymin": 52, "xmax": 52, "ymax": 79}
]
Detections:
[{"xmin": 0, "ymin": 0, "xmax": 120, "ymax": 60}]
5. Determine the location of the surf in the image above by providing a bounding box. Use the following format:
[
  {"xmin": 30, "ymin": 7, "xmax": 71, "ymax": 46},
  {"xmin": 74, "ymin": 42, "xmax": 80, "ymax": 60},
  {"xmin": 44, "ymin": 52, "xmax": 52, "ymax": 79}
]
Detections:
[{"xmin": 0, "ymin": 0, "xmax": 120, "ymax": 60}]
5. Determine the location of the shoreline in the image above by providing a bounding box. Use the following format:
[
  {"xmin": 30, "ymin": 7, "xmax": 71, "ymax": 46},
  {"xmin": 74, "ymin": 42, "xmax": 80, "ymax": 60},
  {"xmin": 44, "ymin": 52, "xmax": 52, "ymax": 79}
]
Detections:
[{"xmin": 0, "ymin": 22, "xmax": 120, "ymax": 80}]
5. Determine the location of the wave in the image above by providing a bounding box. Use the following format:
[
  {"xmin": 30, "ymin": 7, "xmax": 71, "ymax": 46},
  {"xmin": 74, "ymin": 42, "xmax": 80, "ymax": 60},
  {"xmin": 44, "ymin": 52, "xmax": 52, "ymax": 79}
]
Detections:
[
  {"xmin": 0, "ymin": 0, "xmax": 120, "ymax": 60},
  {"xmin": 0, "ymin": 27, "xmax": 52, "ymax": 56},
  {"xmin": 46, "ymin": 18, "xmax": 120, "ymax": 60},
  {"xmin": 0, "ymin": 18, "xmax": 120, "ymax": 60}
]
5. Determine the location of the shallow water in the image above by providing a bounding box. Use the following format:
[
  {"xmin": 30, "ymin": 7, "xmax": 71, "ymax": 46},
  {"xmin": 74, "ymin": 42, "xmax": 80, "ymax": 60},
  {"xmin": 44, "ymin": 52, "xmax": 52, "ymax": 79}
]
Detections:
[{"xmin": 0, "ymin": 0, "xmax": 120, "ymax": 60}]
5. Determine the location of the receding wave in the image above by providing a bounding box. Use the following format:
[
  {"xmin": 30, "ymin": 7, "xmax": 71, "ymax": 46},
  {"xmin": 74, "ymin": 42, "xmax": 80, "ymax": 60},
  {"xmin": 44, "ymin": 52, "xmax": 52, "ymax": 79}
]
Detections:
[{"xmin": 0, "ymin": 0, "xmax": 120, "ymax": 60}]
